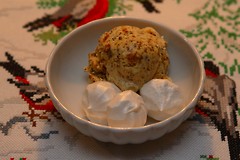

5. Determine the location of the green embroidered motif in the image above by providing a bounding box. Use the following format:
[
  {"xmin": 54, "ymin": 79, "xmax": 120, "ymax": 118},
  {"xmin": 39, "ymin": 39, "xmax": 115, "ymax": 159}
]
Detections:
[
  {"xmin": 225, "ymin": 0, "xmax": 237, "ymax": 5},
  {"xmin": 229, "ymin": 59, "xmax": 240, "ymax": 76},
  {"xmin": 219, "ymin": 62, "xmax": 228, "ymax": 74},
  {"xmin": 106, "ymin": 0, "xmax": 133, "ymax": 16},
  {"xmin": 180, "ymin": 0, "xmax": 240, "ymax": 75},
  {"xmin": 200, "ymin": 155, "xmax": 220, "ymax": 160},
  {"xmin": 36, "ymin": 0, "xmax": 67, "ymax": 9},
  {"xmin": 176, "ymin": 0, "xmax": 182, "ymax": 4},
  {"xmin": 33, "ymin": 26, "xmax": 74, "ymax": 45},
  {"xmin": 202, "ymin": 52, "xmax": 216, "ymax": 60}
]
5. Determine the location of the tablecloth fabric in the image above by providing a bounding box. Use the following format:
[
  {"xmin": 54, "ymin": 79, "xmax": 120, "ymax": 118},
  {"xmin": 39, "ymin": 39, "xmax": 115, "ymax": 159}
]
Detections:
[{"xmin": 0, "ymin": 0, "xmax": 240, "ymax": 160}]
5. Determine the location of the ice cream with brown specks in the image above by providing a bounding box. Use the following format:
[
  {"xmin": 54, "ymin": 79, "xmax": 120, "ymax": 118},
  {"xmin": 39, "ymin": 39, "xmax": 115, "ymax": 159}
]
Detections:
[{"xmin": 85, "ymin": 25, "xmax": 169, "ymax": 92}]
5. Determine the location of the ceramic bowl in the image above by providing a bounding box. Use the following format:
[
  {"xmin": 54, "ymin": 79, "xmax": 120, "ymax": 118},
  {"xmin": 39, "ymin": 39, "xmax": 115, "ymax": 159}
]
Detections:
[{"xmin": 45, "ymin": 17, "xmax": 205, "ymax": 144}]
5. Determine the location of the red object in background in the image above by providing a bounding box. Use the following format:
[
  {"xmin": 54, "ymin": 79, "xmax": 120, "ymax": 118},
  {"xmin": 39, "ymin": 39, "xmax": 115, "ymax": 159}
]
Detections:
[{"xmin": 78, "ymin": 0, "xmax": 109, "ymax": 26}]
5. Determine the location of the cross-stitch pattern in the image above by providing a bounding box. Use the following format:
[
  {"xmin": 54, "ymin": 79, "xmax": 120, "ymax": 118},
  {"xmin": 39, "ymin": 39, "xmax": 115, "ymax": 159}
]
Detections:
[
  {"xmin": 1, "ymin": 0, "xmax": 240, "ymax": 159},
  {"xmin": 0, "ymin": 52, "xmax": 239, "ymax": 159},
  {"xmin": 0, "ymin": 52, "xmax": 63, "ymax": 128},
  {"xmin": 197, "ymin": 61, "xmax": 240, "ymax": 160},
  {"xmin": 24, "ymin": 0, "xmax": 164, "ymax": 45},
  {"xmin": 180, "ymin": 0, "xmax": 240, "ymax": 76}
]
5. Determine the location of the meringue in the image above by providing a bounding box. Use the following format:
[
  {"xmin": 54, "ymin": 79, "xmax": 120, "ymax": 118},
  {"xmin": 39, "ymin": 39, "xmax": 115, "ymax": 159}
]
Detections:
[
  {"xmin": 107, "ymin": 90, "xmax": 147, "ymax": 128},
  {"xmin": 81, "ymin": 81, "xmax": 121, "ymax": 125},
  {"xmin": 140, "ymin": 79, "xmax": 183, "ymax": 121}
]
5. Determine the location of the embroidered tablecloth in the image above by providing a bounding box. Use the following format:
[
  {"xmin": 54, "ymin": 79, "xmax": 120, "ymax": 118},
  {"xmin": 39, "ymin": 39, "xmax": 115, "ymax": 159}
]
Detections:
[{"xmin": 1, "ymin": 0, "xmax": 240, "ymax": 160}]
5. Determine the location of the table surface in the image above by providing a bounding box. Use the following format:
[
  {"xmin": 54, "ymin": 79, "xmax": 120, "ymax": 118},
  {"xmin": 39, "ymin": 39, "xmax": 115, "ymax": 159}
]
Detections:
[{"xmin": 0, "ymin": 0, "xmax": 240, "ymax": 160}]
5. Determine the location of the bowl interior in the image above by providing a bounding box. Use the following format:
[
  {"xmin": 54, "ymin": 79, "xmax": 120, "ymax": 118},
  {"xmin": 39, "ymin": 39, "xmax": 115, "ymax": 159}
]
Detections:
[{"xmin": 47, "ymin": 17, "xmax": 204, "ymax": 125}]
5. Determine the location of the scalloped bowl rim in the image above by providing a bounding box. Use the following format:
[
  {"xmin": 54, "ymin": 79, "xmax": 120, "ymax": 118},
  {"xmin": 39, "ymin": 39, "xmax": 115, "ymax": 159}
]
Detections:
[{"xmin": 45, "ymin": 17, "xmax": 205, "ymax": 144}]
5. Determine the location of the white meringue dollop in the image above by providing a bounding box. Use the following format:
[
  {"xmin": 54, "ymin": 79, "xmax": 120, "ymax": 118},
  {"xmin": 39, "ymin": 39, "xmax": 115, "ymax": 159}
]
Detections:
[
  {"xmin": 81, "ymin": 79, "xmax": 183, "ymax": 127},
  {"xmin": 81, "ymin": 81, "xmax": 121, "ymax": 125},
  {"xmin": 107, "ymin": 90, "xmax": 147, "ymax": 128},
  {"xmin": 140, "ymin": 79, "xmax": 183, "ymax": 121}
]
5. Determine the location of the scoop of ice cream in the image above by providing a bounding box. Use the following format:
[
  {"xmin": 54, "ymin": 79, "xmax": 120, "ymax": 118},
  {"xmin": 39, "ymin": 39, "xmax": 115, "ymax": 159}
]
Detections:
[
  {"xmin": 107, "ymin": 90, "xmax": 147, "ymax": 128},
  {"xmin": 140, "ymin": 79, "xmax": 183, "ymax": 121},
  {"xmin": 85, "ymin": 25, "xmax": 169, "ymax": 92},
  {"xmin": 81, "ymin": 81, "xmax": 121, "ymax": 125}
]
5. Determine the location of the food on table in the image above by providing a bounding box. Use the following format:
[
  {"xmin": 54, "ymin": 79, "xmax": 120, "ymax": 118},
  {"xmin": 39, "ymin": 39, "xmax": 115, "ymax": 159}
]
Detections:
[
  {"xmin": 81, "ymin": 80, "xmax": 183, "ymax": 127},
  {"xmin": 81, "ymin": 81, "xmax": 121, "ymax": 125},
  {"xmin": 107, "ymin": 90, "xmax": 147, "ymax": 128},
  {"xmin": 140, "ymin": 79, "xmax": 183, "ymax": 121},
  {"xmin": 81, "ymin": 25, "xmax": 183, "ymax": 128},
  {"xmin": 84, "ymin": 25, "xmax": 169, "ymax": 92}
]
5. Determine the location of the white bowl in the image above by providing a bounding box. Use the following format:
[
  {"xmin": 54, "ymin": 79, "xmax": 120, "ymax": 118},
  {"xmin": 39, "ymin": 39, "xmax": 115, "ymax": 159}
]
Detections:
[{"xmin": 45, "ymin": 17, "xmax": 205, "ymax": 144}]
